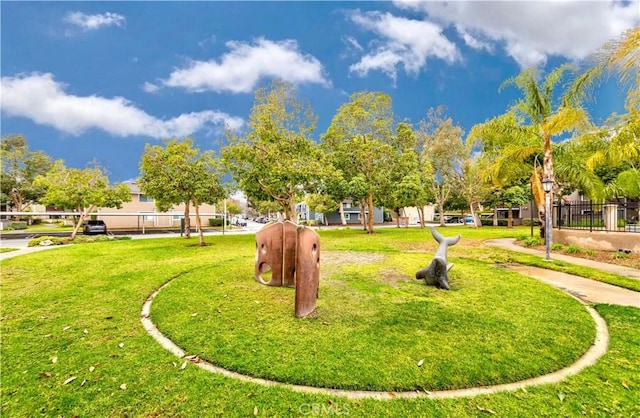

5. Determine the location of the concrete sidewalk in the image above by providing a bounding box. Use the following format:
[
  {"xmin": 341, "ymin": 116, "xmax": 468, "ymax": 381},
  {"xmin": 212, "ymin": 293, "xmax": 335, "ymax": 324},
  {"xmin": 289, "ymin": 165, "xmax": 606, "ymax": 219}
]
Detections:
[
  {"xmin": 485, "ymin": 238, "xmax": 640, "ymax": 279},
  {"xmin": 485, "ymin": 238, "xmax": 639, "ymax": 308}
]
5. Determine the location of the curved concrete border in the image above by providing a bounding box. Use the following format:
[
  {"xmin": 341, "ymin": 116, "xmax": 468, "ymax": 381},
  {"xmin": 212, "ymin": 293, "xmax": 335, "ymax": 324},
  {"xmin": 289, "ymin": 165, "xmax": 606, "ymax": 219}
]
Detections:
[{"xmin": 141, "ymin": 277, "xmax": 609, "ymax": 400}]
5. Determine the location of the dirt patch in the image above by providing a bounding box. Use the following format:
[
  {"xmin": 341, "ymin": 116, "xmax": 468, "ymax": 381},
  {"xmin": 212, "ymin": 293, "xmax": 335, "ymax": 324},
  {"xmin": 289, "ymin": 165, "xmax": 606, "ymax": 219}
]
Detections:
[
  {"xmin": 320, "ymin": 251, "xmax": 385, "ymax": 280},
  {"xmin": 380, "ymin": 268, "xmax": 413, "ymax": 288}
]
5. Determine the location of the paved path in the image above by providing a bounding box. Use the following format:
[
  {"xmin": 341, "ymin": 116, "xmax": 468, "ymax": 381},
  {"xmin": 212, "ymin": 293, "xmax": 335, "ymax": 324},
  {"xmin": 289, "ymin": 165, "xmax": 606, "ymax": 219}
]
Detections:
[
  {"xmin": 485, "ymin": 238, "xmax": 639, "ymax": 308},
  {"xmin": 485, "ymin": 238, "xmax": 640, "ymax": 279}
]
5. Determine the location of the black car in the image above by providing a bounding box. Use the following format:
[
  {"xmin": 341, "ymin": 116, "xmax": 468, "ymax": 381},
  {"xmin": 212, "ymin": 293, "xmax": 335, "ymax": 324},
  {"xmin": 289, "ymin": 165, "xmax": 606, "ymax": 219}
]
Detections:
[{"xmin": 83, "ymin": 220, "xmax": 108, "ymax": 235}]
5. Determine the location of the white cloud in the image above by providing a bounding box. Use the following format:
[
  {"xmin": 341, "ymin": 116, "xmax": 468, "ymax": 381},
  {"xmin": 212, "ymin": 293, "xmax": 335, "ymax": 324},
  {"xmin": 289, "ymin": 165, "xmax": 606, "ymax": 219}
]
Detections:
[
  {"xmin": 160, "ymin": 38, "xmax": 330, "ymax": 93},
  {"xmin": 393, "ymin": 0, "xmax": 640, "ymax": 68},
  {"xmin": 64, "ymin": 11, "xmax": 125, "ymax": 31},
  {"xmin": 142, "ymin": 81, "xmax": 160, "ymax": 93},
  {"xmin": 347, "ymin": 11, "xmax": 460, "ymax": 80},
  {"xmin": 0, "ymin": 73, "xmax": 244, "ymax": 138}
]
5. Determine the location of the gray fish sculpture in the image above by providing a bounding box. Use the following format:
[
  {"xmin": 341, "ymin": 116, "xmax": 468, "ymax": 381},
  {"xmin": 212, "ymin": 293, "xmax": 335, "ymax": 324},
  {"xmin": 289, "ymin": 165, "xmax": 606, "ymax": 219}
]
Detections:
[{"xmin": 415, "ymin": 226, "xmax": 460, "ymax": 290}]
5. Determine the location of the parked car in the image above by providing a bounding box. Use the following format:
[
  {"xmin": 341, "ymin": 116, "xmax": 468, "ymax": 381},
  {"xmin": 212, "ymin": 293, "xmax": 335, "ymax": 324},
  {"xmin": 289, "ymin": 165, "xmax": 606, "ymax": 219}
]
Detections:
[
  {"xmin": 231, "ymin": 217, "xmax": 247, "ymax": 227},
  {"xmin": 83, "ymin": 220, "xmax": 107, "ymax": 235}
]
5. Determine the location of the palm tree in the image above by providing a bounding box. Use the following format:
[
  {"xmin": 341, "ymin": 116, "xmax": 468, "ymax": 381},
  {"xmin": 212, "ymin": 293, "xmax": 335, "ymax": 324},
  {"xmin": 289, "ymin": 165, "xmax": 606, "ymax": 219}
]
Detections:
[
  {"xmin": 468, "ymin": 64, "xmax": 590, "ymax": 239},
  {"xmin": 565, "ymin": 27, "xmax": 640, "ymax": 200}
]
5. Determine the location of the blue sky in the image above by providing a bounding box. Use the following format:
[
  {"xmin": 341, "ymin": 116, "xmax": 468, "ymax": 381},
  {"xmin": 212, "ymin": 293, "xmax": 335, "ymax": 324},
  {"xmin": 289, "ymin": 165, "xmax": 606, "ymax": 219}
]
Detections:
[{"xmin": 2, "ymin": 1, "xmax": 638, "ymax": 182}]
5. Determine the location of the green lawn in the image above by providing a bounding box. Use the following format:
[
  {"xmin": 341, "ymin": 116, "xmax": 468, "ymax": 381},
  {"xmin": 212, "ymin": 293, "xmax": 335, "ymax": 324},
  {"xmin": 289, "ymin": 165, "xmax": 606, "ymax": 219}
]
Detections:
[{"xmin": 1, "ymin": 227, "xmax": 638, "ymax": 417}]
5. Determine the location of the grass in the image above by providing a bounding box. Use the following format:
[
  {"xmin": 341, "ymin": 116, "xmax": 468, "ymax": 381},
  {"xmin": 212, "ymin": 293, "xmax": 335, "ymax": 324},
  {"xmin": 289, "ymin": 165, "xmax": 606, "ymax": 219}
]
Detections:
[
  {"xmin": 0, "ymin": 247, "xmax": 19, "ymax": 253},
  {"xmin": 1, "ymin": 226, "xmax": 638, "ymax": 416}
]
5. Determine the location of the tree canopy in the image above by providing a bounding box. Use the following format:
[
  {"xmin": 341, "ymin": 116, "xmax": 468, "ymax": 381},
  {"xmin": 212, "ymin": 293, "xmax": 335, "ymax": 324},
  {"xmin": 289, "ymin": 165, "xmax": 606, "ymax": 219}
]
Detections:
[
  {"xmin": 222, "ymin": 80, "xmax": 324, "ymax": 221},
  {"xmin": 139, "ymin": 137, "xmax": 227, "ymax": 245},
  {"xmin": 34, "ymin": 160, "xmax": 130, "ymax": 240}
]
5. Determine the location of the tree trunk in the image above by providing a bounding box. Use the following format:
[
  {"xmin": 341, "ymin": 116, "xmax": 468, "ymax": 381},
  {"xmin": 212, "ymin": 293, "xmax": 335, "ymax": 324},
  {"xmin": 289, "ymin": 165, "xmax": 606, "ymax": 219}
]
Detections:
[
  {"xmin": 288, "ymin": 198, "xmax": 297, "ymax": 222},
  {"xmin": 508, "ymin": 207, "xmax": 513, "ymax": 228},
  {"xmin": 438, "ymin": 201, "xmax": 445, "ymax": 227},
  {"xmin": 359, "ymin": 199, "xmax": 366, "ymax": 230},
  {"xmin": 367, "ymin": 192, "xmax": 375, "ymax": 234},
  {"xmin": 493, "ymin": 208, "xmax": 498, "ymax": 226},
  {"xmin": 418, "ymin": 206, "xmax": 424, "ymax": 228},
  {"xmin": 469, "ymin": 203, "xmax": 478, "ymax": 229},
  {"xmin": 339, "ymin": 201, "xmax": 347, "ymax": 226},
  {"xmin": 70, "ymin": 205, "xmax": 90, "ymax": 241},
  {"xmin": 541, "ymin": 132, "xmax": 555, "ymax": 240},
  {"xmin": 184, "ymin": 202, "xmax": 191, "ymax": 239},
  {"xmin": 194, "ymin": 199, "xmax": 205, "ymax": 246}
]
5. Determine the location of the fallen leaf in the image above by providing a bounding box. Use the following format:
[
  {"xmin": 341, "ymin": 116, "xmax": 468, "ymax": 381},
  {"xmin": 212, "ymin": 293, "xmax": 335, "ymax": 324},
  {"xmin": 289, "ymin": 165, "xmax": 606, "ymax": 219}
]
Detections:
[
  {"xmin": 388, "ymin": 392, "xmax": 396, "ymax": 398},
  {"xmin": 81, "ymin": 380, "xmax": 87, "ymax": 387},
  {"xmin": 51, "ymin": 356, "xmax": 58, "ymax": 364},
  {"xmin": 172, "ymin": 362, "xmax": 177, "ymax": 368},
  {"xmin": 120, "ymin": 383, "xmax": 127, "ymax": 390},
  {"xmin": 83, "ymin": 329, "xmax": 88, "ymax": 334},
  {"xmin": 63, "ymin": 376, "xmax": 77, "ymax": 385},
  {"xmin": 191, "ymin": 313, "xmax": 198, "ymax": 317},
  {"xmin": 41, "ymin": 316, "xmax": 48, "ymax": 319},
  {"xmin": 44, "ymin": 334, "xmax": 52, "ymax": 338},
  {"xmin": 63, "ymin": 326, "xmax": 70, "ymax": 331},
  {"xmin": 253, "ymin": 406, "xmax": 258, "ymax": 416},
  {"xmin": 558, "ymin": 392, "xmax": 566, "ymax": 402},
  {"xmin": 622, "ymin": 381, "xmax": 630, "ymax": 390},
  {"xmin": 40, "ymin": 371, "xmax": 52, "ymax": 378},
  {"xmin": 477, "ymin": 406, "xmax": 496, "ymax": 414},
  {"xmin": 180, "ymin": 361, "xmax": 187, "ymax": 370},
  {"xmin": 118, "ymin": 343, "xmax": 124, "ymax": 348},
  {"xmin": 417, "ymin": 359, "xmax": 424, "ymax": 367},
  {"xmin": 89, "ymin": 366, "xmax": 95, "ymax": 372}
]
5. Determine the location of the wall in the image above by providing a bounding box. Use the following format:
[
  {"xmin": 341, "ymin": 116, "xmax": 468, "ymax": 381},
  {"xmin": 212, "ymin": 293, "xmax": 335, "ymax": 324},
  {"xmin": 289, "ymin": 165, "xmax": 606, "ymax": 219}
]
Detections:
[{"xmin": 555, "ymin": 229, "xmax": 640, "ymax": 254}]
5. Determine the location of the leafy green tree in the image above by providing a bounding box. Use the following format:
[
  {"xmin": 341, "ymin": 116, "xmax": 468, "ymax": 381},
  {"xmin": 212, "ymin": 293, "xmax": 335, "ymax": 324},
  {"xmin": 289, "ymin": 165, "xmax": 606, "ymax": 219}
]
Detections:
[
  {"xmin": 454, "ymin": 158, "xmax": 491, "ymax": 228},
  {"xmin": 305, "ymin": 193, "xmax": 338, "ymax": 226},
  {"xmin": 222, "ymin": 80, "xmax": 323, "ymax": 221},
  {"xmin": 417, "ymin": 107, "xmax": 467, "ymax": 226},
  {"xmin": 1, "ymin": 134, "xmax": 52, "ymax": 214},
  {"xmin": 322, "ymin": 91, "xmax": 395, "ymax": 233},
  {"xmin": 139, "ymin": 137, "xmax": 227, "ymax": 246},
  {"xmin": 468, "ymin": 65, "xmax": 590, "ymax": 238},
  {"xmin": 34, "ymin": 161, "xmax": 130, "ymax": 240}
]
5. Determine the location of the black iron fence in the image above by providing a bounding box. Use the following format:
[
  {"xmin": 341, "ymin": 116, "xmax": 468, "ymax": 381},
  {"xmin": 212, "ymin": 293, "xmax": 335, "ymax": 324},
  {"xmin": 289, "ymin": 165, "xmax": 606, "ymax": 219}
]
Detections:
[{"xmin": 555, "ymin": 200, "xmax": 639, "ymax": 233}]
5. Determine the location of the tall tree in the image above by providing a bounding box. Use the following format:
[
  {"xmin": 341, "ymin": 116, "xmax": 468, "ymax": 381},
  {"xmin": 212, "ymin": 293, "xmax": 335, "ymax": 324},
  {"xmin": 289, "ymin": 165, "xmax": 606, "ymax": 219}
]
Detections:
[
  {"xmin": 321, "ymin": 91, "xmax": 395, "ymax": 233},
  {"xmin": 565, "ymin": 27, "xmax": 640, "ymax": 201},
  {"xmin": 468, "ymin": 65, "xmax": 589, "ymax": 239},
  {"xmin": 222, "ymin": 80, "xmax": 323, "ymax": 221},
  {"xmin": 454, "ymin": 158, "xmax": 491, "ymax": 228},
  {"xmin": 139, "ymin": 137, "xmax": 227, "ymax": 246},
  {"xmin": 34, "ymin": 161, "xmax": 130, "ymax": 240},
  {"xmin": 417, "ymin": 107, "xmax": 466, "ymax": 226},
  {"xmin": 1, "ymin": 134, "xmax": 52, "ymax": 214}
]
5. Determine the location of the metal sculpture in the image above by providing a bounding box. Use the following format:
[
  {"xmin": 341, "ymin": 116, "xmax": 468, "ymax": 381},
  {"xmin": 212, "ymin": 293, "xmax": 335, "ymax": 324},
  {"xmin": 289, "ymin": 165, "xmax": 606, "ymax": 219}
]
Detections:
[
  {"xmin": 415, "ymin": 226, "xmax": 460, "ymax": 290},
  {"xmin": 255, "ymin": 221, "xmax": 320, "ymax": 317}
]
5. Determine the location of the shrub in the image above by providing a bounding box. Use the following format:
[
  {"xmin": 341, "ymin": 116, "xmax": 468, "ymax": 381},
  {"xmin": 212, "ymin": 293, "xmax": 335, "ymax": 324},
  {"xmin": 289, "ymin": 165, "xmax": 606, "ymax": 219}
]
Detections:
[
  {"xmin": 585, "ymin": 249, "xmax": 597, "ymax": 256},
  {"xmin": 208, "ymin": 218, "xmax": 223, "ymax": 227},
  {"xmin": 565, "ymin": 244, "xmax": 581, "ymax": 254},
  {"xmin": 613, "ymin": 251, "xmax": 630, "ymax": 260},
  {"xmin": 515, "ymin": 234, "xmax": 529, "ymax": 242},
  {"xmin": 551, "ymin": 243, "xmax": 564, "ymax": 251},
  {"xmin": 27, "ymin": 236, "xmax": 66, "ymax": 247},
  {"xmin": 10, "ymin": 222, "xmax": 28, "ymax": 230},
  {"xmin": 523, "ymin": 237, "xmax": 541, "ymax": 247},
  {"xmin": 617, "ymin": 219, "xmax": 627, "ymax": 228}
]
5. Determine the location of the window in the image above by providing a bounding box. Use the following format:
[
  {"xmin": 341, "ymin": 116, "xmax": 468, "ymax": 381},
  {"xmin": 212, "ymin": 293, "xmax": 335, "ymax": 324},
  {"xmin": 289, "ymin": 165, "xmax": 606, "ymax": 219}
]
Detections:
[
  {"xmin": 139, "ymin": 194, "xmax": 155, "ymax": 203},
  {"xmin": 344, "ymin": 213, "xmax": 351, "ymax": 221},
  {"xmin": 172, "ymin": 214, "xmax": 183, "ymax": 221}
]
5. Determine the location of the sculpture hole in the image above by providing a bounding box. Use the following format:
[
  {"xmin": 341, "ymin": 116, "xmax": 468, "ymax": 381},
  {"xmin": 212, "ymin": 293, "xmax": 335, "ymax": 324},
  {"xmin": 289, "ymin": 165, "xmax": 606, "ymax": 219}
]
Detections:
[
  {"xmin": 258, "ymin": 262, "xmax": 272, "ymax": 282},
  {"xmin": 260, "ymin": 243, "xmax": 267, "ymax": 254}
]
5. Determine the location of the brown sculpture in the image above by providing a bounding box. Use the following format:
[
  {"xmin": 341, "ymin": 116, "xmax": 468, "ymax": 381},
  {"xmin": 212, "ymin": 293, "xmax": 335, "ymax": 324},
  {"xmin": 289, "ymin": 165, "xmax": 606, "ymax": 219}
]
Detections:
[{"xmin": 255, "ymin": 221, "xmax": 320, "ymax": 318}]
